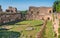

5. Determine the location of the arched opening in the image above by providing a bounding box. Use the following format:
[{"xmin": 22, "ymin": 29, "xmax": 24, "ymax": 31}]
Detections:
[
  {"xmin": 11, "ymin": 10, "xmax": 13, "ymax": 12},
  {"xmin": 47, "ymin": 17, "xmax": 50, "ymax": 20},
  {"xmin": 49, "ymin": 10, "xmax": 51, "ymax": 13},
  {"xmin": 37, "ymin": 11, "xmax": 39, "ymax": 14},
  {"xmin": 31, "ymin": 11, "xmax": 33, "ymax": 14},
  {"xmin": 6, "ymin": 10, "xmax": 10, "ymax": 12}
]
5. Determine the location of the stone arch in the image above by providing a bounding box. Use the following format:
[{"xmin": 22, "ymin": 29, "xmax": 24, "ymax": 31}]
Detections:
[
  {"xmin": 49, "ymin": 10, "xmax": 52, "ymax": 13},
  {"xmin": 6, "ymin": 10, "xmax": 10, "ymax": 12},
  {"xmin": 47, "ymin": 17, "xmax": 50, "ymax": 20},
  {"xmin": 31, "ymin": 11, "xmax": 33, "ymax": 14},
  {"xmin": 37, "ymin": 11, "xmax": 39, "ymax": 14}
]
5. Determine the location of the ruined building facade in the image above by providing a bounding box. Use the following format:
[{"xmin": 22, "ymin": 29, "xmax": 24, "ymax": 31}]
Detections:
[
  {"xmin": 0, "ymin": 13, "xmax": 21, "ymax": 24},
  {"xmin": 0, "ymin": 6, "xmax": 21, "ymax": 24},
  {"xmin": 6, "ymin": 6, "xmax": 17, "ymax": 13},
  {"xmin": 0, "ymin": 5, "xmax": 57, "ymax": 24},
  {"xmin": 26, "ymin": 6, "xmax": 53, "ymax": 20}
]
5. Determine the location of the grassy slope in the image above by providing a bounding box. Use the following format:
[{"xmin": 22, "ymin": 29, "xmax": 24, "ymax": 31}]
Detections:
[
  {"xmin": 9, "ymin": 20, "xmax": 43, "ymax": 38},
  {"xmin": 58, "ymin": 20, "xmax": 60, "ymax": 38},
  {"xmin": 45, "ymin": 21, "xmax": 54, "ymax": 38}
]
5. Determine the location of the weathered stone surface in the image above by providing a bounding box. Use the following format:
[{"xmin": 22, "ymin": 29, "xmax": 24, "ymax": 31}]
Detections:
[
  {"xmin": 26, "ymin": 6, "xmax": 53, "ymax": 20},
  {"xmin": 0, "ymin": 13, "xmax": 21, "ymax": 24},
  {"xmin": 6, "ymin": 6, "xmax": 17, "ymax": 13},
  {"xmin": 25, "ymin": 27, "xmax": 34, "ymax": 31}
]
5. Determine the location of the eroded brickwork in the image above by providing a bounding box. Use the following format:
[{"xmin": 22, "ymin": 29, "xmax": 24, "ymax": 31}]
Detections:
[
  {"xmin": 0, "ymin": 6, "xmax": 21, "ymax": 24},
  {"xmin": 0, "ymin": 13, "xmax": 21, "ymax": 24},
  {"xmin": 0, "ymin": 6, "xmax": 57, "ymax": 24},
  {"xmin": 6, "ymin": 6, "xmax": 17, "ymax": 13},
  {"xmin": 26, "ymin": 6, "xmax": 53, "ymax": 20}
]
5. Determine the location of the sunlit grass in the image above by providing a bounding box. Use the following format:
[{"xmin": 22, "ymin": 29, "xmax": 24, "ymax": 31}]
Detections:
[
  {"xmin": 44, "ymin": 21, "xmax": 54, "ymax": 38},
  {"xmin": 9, "ymin": 20, "xmax": 43, "ymax": 38}
]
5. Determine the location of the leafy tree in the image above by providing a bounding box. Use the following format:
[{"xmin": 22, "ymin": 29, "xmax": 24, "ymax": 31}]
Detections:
[
  {"xmin": 53, "ymin": 0, "xmax": 60, "ymax": 13},
  {"xmin": 21, "ymin": 10, "xmax": 27, "ymax": 14}
]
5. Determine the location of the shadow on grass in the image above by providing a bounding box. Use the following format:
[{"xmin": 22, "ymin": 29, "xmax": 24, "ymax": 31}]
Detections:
[
  {"xmin": 0, "ymin": 28, "xmax": 9, "ymax": 30},
  {"xmin": 0, "ymin": 31, "xmax": 21, "ymax": 38},
  {"xmin": 0, "ymin": 20, "xmax": 33, "ymax": 26},
  {"xmin": 0, "ymin": 20, "xmax": 25, "ymax": 26}
]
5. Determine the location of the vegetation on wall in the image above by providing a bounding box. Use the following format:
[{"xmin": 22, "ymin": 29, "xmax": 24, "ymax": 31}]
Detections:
[
  {"xmin": 58, "ymin": 20, "xmax": 60, "ymax": 38},
  {"xmin": 44, "ymin": 21, "xmax": 54, "ymax": 38},
  {"xmin": 53, "ymin": 0, "xmax": 60, "ymax": 13}
]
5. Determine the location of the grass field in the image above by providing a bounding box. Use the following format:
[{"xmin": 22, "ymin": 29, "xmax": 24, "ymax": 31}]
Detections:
[
  {"xmin": 58, "ymin": 20, "xmax": 60, "ymax": 38},
  {"xmin": 44, "ymin": 21, "xmax": 54, "ymax": 38},
  {"xmin": 0, "ymin": 20, "xmax": 43, "ymax": 38},
  {"xmin": 0, "ymin": 20, "xmax": 56, "ymax": 38}
]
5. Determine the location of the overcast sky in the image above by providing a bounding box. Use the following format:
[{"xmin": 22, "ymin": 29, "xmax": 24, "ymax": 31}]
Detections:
[{"xmin": 0, "ymin": 0, "xmax": 55, "ymax": 11}]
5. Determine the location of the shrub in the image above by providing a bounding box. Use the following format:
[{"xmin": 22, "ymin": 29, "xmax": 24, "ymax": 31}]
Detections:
[
  {"xmin": 58, "ymin": 28, "xmax": 60, "ymax": 33},
  {"xmin": 58, "ymin": 35, "xmax": 60, "ymax": 38}
]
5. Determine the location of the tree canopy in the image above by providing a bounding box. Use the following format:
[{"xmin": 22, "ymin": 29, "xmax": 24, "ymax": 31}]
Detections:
[
  {"xmin": 21, "ymin": 10, "xmax": 27, "ymax": 14},
  {"xmin": 53, "ymin": 0, "xmax": 60, "ymax": 13}
]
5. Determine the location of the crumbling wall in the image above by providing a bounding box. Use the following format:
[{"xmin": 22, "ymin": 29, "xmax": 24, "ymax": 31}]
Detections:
[
  {"xmin": 0, "ymin": 13, "xmax": 21, "ymax": 24},
  {"xmin": 26, "ymin": 6, "xmax": 53, "ymax": 20}
]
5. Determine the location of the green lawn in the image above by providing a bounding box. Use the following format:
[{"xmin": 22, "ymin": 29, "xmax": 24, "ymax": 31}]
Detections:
[
  {"xmin": 44, "ymin": 21, "xmax": 54, "ymax": 38},
  {"xmin": 8, "ymin": 20, "xmax": 43, "ymax": 38},
  {"xmin": 58, "ymin": 19, "xmax": 60, "ymax": 38},
  {"xmin": 15, "ymin": 20, "xmax": 43, "ymax": 26},
  {"xmin": 0, "ymin": 20, "xmax": 55, "ymax": 38},
  {"xmin": 52, "ymin": 13, "xmax": 55, "ymax": 21}
]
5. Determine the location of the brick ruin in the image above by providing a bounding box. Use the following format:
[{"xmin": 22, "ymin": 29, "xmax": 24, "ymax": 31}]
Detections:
[
  {"xmin": 0, "ymin": 6, "xmax": 21, "ymax": 24},
  {"xmin": 1, "ymin": 5, "xmax": 60, "ymax": 24},
  {"xmin": 26, "ymin": 6, "xmax": 53, "ymax": 20},
  {"xmin": 6, "ymin": 6, "xmax": 17, "ymax": 13},
  {"xmin": 0, "ymin": 13, "xmax": 21, "ymax": 24}
]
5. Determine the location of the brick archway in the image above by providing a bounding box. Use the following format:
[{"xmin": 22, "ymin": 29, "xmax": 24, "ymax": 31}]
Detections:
[{"xmin": 47, "ymin": 17, "xmax": 50, "ymax": 20}]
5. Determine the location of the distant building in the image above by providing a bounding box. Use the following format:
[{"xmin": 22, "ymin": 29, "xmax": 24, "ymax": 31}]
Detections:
[
  {"xmin": 26, "ymin": 6, "xmax": 53, "ymax": 20},
  {"xmin": 6, "ymin": 6, "xmax": 17, "ymax": 13}
]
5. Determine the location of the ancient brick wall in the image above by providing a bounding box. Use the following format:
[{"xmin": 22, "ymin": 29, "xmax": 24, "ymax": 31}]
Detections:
[
  {"xmin": 0, "ymin": 13, "xmax": 21, "ymax": 24},
  {"xmin": 57, "ymin": 13, "xmax": 60, "ymax": 19},
  {"xmin": 26, "ymin": 6, "xmax": 53, "ymax": 20},
  {"xmin": 6, "ymin": 6, "xmax": 17, "ymax": 13}
]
